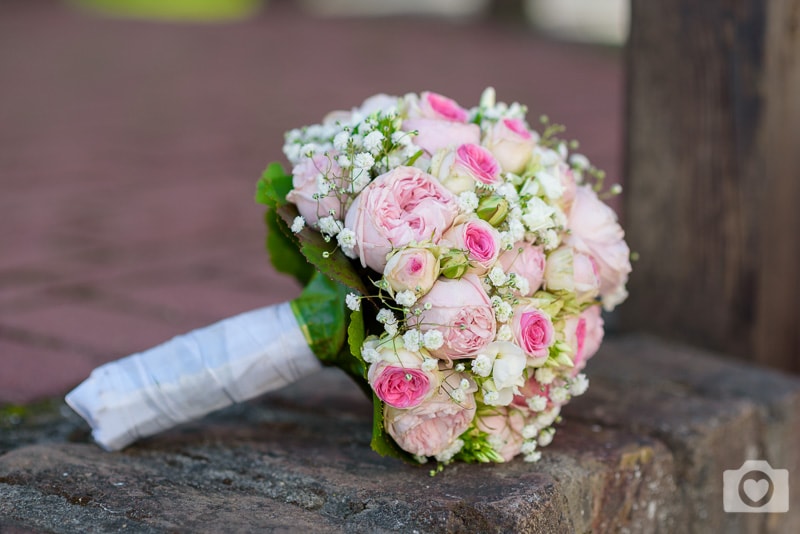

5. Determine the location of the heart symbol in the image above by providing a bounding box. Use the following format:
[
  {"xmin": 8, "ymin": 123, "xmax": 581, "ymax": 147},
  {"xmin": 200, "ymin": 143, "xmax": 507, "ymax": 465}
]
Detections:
[{"xmin": 743, "ymin": 479, "xmax": 770, "ymax": 502}]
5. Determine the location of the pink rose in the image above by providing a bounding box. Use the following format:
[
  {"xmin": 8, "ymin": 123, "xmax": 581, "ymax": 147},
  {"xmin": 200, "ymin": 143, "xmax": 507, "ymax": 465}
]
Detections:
[
  {"xmin": 567, "ymin": 185, "xmax": 631, "ymax": 310},
  {"xmin": 344, "ymin": 166, "xmax": 458, "ymax": 272},
  {"xmin": 442, "ymin": 218, "xmax": 501, "ymax": 275},
  {"xmin": 543, "ymin": 246, "xmax": 600, "ymax": 304},
  {"xmin": 475, "ymin": 407, "xmax": 526, "ymax": 462},
  {"xmin": 564, "ymin": 305, "xmax": 604, "ymax": 375},
  {"xmin": 383, "ymin": 247, "xmax": 440, "ymax": 295},
  {"xmin": 512, "ymin": 304, "xmax": 555, "ymax": 361},
  {"xmin": 368, "ymin": 346, "xmax": 438, "ymax": 409},
  {"xmin": 482, "ymin": 118, "xmax": 536, "ymax": 174},
  {"xmin": 384, "ymin": 372, "xmax": 477, "ymax": 458},
  {"xmin": 413, "ymin": 274, "xmax": 496, "ymax": 360},
  {"xmin": 432, "ymin": 144, "xmax": 501, "ymax": 194},
  {"xmin": 403, "ymin": 118, "xmax": 481, "ymax": 156},
  {"xmin": 407, "ymin": 91, "xmax": 469, "ymax": 122},
  {"xmin": 456, "ymin": 143, "xmax": 501, "ymax": 185},
  {"xmin": 285, "ymin": 153, "xmax": 346, "ymax": 227},
  {"xmin": 498, "ymin": 241, "xmax": 546, "ymax": 297}
]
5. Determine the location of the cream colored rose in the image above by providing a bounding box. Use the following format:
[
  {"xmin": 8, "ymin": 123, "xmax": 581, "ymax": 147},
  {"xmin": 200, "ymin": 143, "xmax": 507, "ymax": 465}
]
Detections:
[{"xmin": 383, "ymin": 247, "xmax": 440, "ymax": 295}]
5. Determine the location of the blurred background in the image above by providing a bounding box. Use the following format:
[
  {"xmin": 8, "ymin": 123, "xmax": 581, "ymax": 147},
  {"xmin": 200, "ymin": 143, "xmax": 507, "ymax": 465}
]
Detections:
[{"xmin": 0, "ymin": 0, "xmax": 624, "ymax": 404}]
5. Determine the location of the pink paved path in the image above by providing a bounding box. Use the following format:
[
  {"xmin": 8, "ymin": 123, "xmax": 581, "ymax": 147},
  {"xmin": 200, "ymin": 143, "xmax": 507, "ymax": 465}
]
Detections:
[{"xmin": 0, "ymin": 0, "xmax": 622, "ymax": 404}]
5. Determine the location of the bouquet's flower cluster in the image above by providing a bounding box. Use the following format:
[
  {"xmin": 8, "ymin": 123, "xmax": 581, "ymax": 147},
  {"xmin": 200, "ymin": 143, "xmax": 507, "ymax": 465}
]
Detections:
[{"xmin": 282, "ymin": 89, "xmax": 631, "ymax": 464}]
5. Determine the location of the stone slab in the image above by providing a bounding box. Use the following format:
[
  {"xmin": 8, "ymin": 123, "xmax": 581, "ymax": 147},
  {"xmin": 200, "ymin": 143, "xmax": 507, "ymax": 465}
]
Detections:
[{"xmin": 2, "ymin": 335, "xmax": 799, "ymax": 532}]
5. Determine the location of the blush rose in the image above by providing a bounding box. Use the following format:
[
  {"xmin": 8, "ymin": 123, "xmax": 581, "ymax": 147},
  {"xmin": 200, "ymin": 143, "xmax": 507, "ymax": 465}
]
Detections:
[
  {"xmin": 441, "ymin": 218, "xmax": 501, "ymax": 275},
  {"xmin": 498, "ymin": 241, "xmax": 546, "ymax": 297},
  {"xmin": 286, "ymin": 153, "xmax": 346, "ymax": 227},
  {"xmin": 413, "ymin": 274, "xmax": 496, "ymax": 360},
  {"xmin": 482, "ymin": 118, "xmax": 536, "ymax": 174},
  {"xmin": 384, "ymin": 372, "xmax": 477, "ymax": 458},
  {"xmin": 566, "ymin": 185, "xmax": 632, "ymax": 311},
  {"xmin": 383, "ymin": 247, "xmax": 440, "ymax": 295},
  {"xmin": 344, "ymin": 166, "xmax": 458, "ymax": 272}
]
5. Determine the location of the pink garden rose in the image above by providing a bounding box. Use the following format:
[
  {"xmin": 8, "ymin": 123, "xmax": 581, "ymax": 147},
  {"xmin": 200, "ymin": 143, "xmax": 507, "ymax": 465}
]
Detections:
[
  {"xmin": 414, "ymin": 274, "xmax": 496, "ymax": 360},
  {"xmin": 498, "ymin": 241, "xmax": 546, "ymax": 297},
  {"xmin": 407, "ymin": 91, "xmax": 469, "ymax": 122},
  {"xmin": 384, "ymin": 372, "xmax": 477, "ymax": 458},
  {"xmin": 344, "ymin": 166, "xmax": 458, "ymax": 272},
  {"xmin": 512, "ymin": 304, "xmax": 555, "ymax": 362},
  {"xmin": 402, "ymin": 92, "xmax": 481, "ymax": 155},
  {"xmin": 441, "ymin": 218, "xmax": 501, "ymax": 275},
  {"xmin": 482, "ymin": 118, "xmax": 536, "ymax": 174},
  {"xmin": 431, "ymin": 143, "xmax": 502, "ymax": 194},
  {"xmin": 286, "ymin": 153, "xmax": 345, "ymax": 227},
  {"xmin": 567, "ymin": 185, "xmax": 631, "ymax": 310},
  {"xmin": 367, "ymin": 345, "xmax": 438, "ymax": 409},
  {"xmin": 383, "ymin": 247, "xmax": 440, "ymax": 295},
  {"xmin": 475, "ymin": 407, "xmax": 526, "ymax": 462},
  {"xmin": 563, "ymin": 305, "xmax": 604, "ymax": 375},
  {"xmin": 403, "ymin": 118, "xmax": 481, "ymax": 156}
]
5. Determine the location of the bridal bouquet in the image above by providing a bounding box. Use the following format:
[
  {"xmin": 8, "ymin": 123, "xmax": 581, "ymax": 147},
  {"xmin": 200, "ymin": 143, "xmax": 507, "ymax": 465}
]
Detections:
[
  {"xmin": 257, "ymin": 88, "xmax": 631, "ymax": 464},
  {"xmin": 66, "ymin": 88, "xmax": 630, "ymax": 466}
]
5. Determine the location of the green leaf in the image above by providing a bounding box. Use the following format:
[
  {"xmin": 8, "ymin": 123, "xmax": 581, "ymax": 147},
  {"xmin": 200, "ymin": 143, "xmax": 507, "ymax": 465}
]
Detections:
[
  {"xmin": 277, "ymin": 204, "xmax": 370, "ymax": 295},
  {"xmin": 347, "ymin": 307, "xmax": 366, "ymax": 372},
  {"xmin": 265, "ymin": 207, "xmax": 314, "ymax": 286},
  {"xmin": 255, "ymin": 162, "xmax": 292, "ymax": 208},
  {"xmin": 290, "ymin": 272, "xmax": 348, "ymax": 362},
  {"xmin": 369, "ymin": 395, "xmax": 416, "ymax": 463}
]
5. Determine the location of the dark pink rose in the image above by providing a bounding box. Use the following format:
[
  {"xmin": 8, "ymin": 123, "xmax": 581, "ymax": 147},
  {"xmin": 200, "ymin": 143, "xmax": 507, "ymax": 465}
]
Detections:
[
  {"xmin": 442, "ymin": 218, "xmax": 501, "ymax": 275},
  {"xmin": 370, "ymin": 365, "xmax": 432, "ymax": 409},
  {"xmin": 512, "ymin": 304, "xmax": 555, "ymax": 360}
]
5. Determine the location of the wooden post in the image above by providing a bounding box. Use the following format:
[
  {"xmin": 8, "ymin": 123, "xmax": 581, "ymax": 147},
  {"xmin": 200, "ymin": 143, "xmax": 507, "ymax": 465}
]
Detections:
[{"xmin": 622, "ymin": 0, "xmax": 800, "ymax": 371}]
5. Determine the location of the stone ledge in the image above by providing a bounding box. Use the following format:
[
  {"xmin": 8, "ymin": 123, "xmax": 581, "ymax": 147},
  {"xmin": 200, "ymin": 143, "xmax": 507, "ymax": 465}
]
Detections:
[{"xmin": 1, "ymin": 334, "xmax": 798, "ymax": 533}]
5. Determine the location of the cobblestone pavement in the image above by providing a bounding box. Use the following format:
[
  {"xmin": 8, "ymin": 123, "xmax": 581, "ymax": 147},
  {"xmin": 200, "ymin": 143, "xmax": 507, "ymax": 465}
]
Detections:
[{"xmin": 0, "ymin": 0, "xmax": 622, "ymax": 403}]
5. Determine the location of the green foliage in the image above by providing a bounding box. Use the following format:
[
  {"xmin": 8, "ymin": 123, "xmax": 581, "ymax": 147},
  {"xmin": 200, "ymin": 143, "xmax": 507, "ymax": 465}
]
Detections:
[
  {"xmin": 347, "ymin": 308, "xmax": 366, "ymax": 373},
  {"xmin": 255, "ymin": 163, "xmax": 314, "ymax": 286},
  {"xmin": 255, "ymin": 162, "xmax": 293, "ymax": 208},
  {"xmin": 369, "ymin": 395, "xmax": 416, "ymax": 463},
  {"xmin": 290, "ymin": 272, "xmax": 349, "ymax": 362},
  {"xmin": 454, "ymin": 426, "xmax": 504, "ymax": 464},
  {"xmin": 265, "ymin": 208, "xmax": 314, "ymax": 287}
]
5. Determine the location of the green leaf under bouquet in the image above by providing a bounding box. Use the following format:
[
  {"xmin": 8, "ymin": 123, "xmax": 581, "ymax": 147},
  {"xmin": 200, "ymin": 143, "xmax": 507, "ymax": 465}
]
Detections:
[{"xmin": 256, "ymin": 88, "xmax": 632, "ymax": 466}]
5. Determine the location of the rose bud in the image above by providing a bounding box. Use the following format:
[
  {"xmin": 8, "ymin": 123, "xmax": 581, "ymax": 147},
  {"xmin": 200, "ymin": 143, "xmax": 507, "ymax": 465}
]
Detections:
[
  {"xmin": 383, "ymin": 247, "xmax": 440, "ymax": 295},
  {"xmin": 476, "ymin": 195, "xmax": 510, "ymax": 227}
]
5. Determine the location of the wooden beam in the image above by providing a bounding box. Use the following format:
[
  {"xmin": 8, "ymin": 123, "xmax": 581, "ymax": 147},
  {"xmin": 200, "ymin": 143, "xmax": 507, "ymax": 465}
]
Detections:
[{"xmin": 622, "ymin": 0, "xmax": 800, "ymax": 371}]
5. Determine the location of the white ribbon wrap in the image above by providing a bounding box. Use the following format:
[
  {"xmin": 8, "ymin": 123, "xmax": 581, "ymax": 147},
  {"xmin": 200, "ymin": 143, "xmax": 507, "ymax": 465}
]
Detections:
[{"xmin": 65, "ymin": 302, "xmax": 321, "ymax": 451}]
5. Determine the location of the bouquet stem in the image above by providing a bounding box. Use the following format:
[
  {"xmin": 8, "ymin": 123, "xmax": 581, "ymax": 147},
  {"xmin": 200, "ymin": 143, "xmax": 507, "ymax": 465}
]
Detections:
[{"xmin": 66, "ymin": 302, "xmax": 321, "ymax": 451}]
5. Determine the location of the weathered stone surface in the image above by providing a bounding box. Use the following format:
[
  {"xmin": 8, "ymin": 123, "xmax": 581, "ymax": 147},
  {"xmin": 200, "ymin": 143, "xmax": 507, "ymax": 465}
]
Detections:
[{"xmin": 1, "ymin": 335, "xmax": 799, "ymax": 533}]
